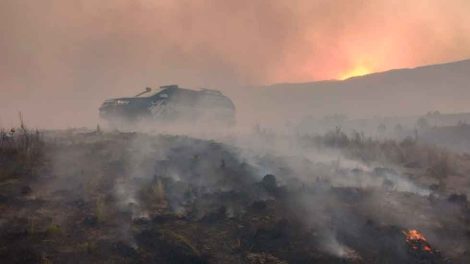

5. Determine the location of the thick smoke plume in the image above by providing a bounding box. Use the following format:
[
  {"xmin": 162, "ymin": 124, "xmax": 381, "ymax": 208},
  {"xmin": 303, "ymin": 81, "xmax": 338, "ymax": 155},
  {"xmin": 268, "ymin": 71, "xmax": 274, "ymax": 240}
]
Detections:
[{"xmin": 1, "ymin": 0, "xmax": 470, "ymax": 127}]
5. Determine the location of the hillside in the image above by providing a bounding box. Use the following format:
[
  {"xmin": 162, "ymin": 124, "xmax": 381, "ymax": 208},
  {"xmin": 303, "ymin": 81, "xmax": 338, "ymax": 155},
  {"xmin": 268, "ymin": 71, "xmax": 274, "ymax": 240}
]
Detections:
[
  {"xmin": 254, "ymin": 59, "xmax": 470, "ymax": 124},
  {"xmin": 1, "ymin": 129, "xmax": 469, "ymax": 263}
]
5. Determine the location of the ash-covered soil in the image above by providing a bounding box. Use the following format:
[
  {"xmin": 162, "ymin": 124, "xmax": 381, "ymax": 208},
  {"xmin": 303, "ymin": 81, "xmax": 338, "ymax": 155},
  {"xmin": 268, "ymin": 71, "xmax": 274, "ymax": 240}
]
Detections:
[{"xmin": 0, "ymin": 129, "xmax": 469, "ymax": 263}]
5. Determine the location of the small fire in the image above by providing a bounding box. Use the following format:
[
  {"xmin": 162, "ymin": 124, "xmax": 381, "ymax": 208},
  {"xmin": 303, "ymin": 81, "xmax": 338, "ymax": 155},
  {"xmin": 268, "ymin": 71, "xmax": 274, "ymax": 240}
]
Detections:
[
  {"xmin": 403, "ymin": 229, "xmax": 433, "ymax": 253},
  {"xmin": 405, "ymin": 229, "xmax": 427, "ymax": 241}
]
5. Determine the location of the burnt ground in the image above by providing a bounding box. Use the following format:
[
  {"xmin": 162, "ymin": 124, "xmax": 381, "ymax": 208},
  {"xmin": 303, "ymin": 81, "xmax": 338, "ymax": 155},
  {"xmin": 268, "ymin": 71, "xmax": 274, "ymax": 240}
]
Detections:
[{"xmin": 0, "ymin": 130, "xmax": 469, "ymax": 263}]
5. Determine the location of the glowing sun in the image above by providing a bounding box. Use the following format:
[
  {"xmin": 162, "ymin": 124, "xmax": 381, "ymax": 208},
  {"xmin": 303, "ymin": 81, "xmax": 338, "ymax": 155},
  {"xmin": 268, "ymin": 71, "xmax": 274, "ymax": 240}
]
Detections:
[{"xmin": 339, "ymin": 65, "xmax": 372, "ymax": 80}]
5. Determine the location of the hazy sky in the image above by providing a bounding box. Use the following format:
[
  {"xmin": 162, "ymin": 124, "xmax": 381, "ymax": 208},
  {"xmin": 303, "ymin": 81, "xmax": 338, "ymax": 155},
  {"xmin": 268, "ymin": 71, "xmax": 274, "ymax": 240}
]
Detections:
[{"xmin": 1, "ymin": 0, "xmax": 470, "ymax": 127}]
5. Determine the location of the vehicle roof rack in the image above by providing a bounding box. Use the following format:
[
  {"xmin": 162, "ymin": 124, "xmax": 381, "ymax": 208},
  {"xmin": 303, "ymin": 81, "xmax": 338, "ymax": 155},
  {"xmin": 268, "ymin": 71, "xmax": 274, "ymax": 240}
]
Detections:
[
  {"xmin": 160, "ymin": 84, "xmax": 179, "ymax": 89},
  {"xmin": 200, "ymin": 88, "xmax": 222, "ymax": 95}
]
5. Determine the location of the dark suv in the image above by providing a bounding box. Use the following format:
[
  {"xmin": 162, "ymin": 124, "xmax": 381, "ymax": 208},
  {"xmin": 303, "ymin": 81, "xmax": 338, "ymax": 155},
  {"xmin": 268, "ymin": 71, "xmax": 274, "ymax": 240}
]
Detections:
[{"xmin": 99, "ymin": 85, "xmax": 236, "ymax": 126}]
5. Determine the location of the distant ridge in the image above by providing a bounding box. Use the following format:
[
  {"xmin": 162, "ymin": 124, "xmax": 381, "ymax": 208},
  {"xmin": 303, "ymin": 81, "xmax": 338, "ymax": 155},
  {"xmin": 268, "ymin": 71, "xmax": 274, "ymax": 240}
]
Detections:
[
  {"xmin": 341, "ymin": 58, "xmax": 470, "ymax": 80},
  {"xmin": 256, "ymin": 59, "xmax": 470, "ymax": 123},
  {"xmin": 270, "ymin": 58, "xmax": 470, "ymax": 87}
]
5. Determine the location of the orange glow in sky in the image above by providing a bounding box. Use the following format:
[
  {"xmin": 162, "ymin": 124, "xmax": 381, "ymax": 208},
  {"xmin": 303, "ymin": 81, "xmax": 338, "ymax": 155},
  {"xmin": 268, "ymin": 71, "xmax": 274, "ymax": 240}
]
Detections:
[{"xmin": 339, "ymin": 65, "xmax": 372, "ymax": 80}]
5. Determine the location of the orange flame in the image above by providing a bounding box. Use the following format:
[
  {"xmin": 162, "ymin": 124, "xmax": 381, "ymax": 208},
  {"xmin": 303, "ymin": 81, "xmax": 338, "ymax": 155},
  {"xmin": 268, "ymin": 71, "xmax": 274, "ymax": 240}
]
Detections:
[
  {"xmin": 403, "ymin": 229, "xmax": 434, "ymax": 253},
  {"xmin": 404, "ymin": 229, "xmax": 427, "ymax": 242}
]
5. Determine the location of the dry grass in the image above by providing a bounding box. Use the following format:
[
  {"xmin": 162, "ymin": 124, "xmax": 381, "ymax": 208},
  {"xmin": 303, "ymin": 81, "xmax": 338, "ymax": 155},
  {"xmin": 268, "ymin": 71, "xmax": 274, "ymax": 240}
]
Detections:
[
  {"xmin": 302, "ymin": 128, "xmax": 456, "ymax": 181},
  {"xmin": 0, "ymin": 127, "xmax": 44, "ymax": 181}
]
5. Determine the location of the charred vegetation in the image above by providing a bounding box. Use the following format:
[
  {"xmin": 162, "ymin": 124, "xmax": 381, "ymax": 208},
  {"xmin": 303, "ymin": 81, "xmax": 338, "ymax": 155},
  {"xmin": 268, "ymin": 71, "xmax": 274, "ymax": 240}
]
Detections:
[{"xmin": 0, "ymin": 129, "xmax": 469, "ymax": 263}]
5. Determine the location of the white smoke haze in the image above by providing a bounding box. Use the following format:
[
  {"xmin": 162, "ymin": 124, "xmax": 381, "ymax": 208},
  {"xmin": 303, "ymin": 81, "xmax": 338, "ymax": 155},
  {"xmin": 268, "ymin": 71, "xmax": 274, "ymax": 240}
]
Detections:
[
  {"xmin": 1, "ymin": 1, "xmax": 470, "ymax": 263},
  {"xmin": 2, "ymin": 119, "xmax": 468, "ymax": 262}
]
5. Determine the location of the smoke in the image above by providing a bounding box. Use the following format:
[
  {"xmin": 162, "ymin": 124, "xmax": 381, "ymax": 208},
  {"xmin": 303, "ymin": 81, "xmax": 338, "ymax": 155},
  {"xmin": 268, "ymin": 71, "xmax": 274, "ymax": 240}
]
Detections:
[
  {"xmin": 2, "ymin": 2, "xmax": 469, "ymax": 260},
  {"xmin": 5, "ymin": 121, "xmax": 462, "ymax": 262},
  {"xmin": 1, "ymin": 0, "xmax": 470, "ymax": 128}
]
